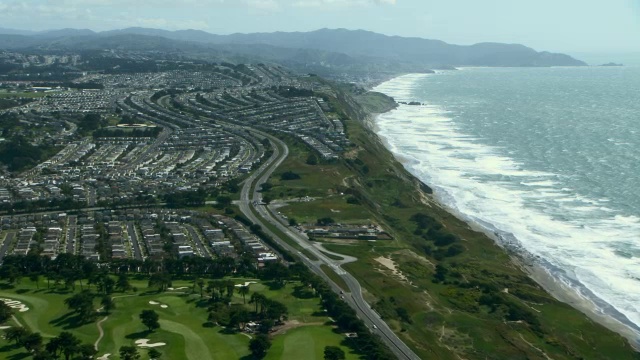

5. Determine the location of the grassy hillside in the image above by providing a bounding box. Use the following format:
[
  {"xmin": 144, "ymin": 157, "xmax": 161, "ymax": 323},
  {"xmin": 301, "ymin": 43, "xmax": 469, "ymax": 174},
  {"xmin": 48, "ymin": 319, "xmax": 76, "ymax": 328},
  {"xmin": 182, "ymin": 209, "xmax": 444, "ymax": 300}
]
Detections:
[{"xmin": 264, "ymin": 85, "xmax": 639, "ymax": 359}]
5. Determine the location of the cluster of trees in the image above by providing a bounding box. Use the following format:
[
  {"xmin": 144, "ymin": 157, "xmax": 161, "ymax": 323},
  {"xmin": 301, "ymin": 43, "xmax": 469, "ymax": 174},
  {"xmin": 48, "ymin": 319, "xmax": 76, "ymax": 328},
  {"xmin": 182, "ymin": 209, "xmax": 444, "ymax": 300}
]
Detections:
[
  {"xmin": 163, "ymin": 188, "xmax": 207, "ymax": 208},
  {"xmin": 280, "ymin": 171, "xmax": 301, "ymax": 181},
  {"xmin": 118, "ymin": 345, "xmax": 162, "ymax": 360},
  {"xmin": 0, "ymin": 252, "xmax": 256, "ymax": 291},
  {"xmin": 0, "ymin": 97, "xmax": 34, "ymax": 111},
  {"xmin": 324, "ymin": 346, "xmax": 346, "ymax": 360},
  {"xmin": 410, "ymin": 213, "xmax": 465, "ymax": 260},
  {"xmin": 249, "ymin": 334, "xmax": 271, "ymax": 359},
  {"xmin": 0, "ymin": 136, "xmax": 59, "ymax": 171},
  {"xmin": 345, "ymin": 157, "xmax": 370, "ymax": 175},
  {"xmin": 0, "ymin": 198, "xmax": 85, "ymax": 214},
  {"xmin": 5, "ymin": 328, "xmax": 96, "ymax": 360},
  {"xmin": 77, "ymin": 113, "xmax": 108, "ymax": 135}
]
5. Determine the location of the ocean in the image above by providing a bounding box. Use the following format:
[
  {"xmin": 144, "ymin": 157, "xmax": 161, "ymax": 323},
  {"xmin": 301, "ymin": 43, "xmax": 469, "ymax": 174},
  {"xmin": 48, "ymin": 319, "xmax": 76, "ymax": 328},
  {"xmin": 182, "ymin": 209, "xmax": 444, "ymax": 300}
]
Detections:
[{"xmin": 373, "ymin": 66, "xmax": 640, "ymax": 338}]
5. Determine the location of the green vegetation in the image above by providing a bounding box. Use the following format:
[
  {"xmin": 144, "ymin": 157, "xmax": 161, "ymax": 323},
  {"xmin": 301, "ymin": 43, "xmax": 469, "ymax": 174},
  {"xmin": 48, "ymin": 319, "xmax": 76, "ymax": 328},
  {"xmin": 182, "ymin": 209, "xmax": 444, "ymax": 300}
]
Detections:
[
  {"xmin": 0, "ymin": 250, "xmax": 381, "ymax": 359},
  {"xmin": 0, "ymin": 136, "xmax": 61, "ymax": 171},
  {"xmin": 319, "ymin": 265, "xmax": 348, "ymax": 293},
  {"xmin": 354, "ymin": 91, "xmax": 398, "ymax": 114},
  {"xmin": 260, "ymin": 85, "xmax": 640, "ymax": 359}
]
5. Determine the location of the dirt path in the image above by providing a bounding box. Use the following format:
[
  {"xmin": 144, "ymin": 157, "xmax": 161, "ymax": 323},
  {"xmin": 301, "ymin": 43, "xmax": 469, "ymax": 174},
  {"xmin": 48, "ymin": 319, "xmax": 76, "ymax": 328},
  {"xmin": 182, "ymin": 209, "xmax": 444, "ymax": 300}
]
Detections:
[
  {"xmin": 94, "ymin": 315, "xmax": 109, "ymax": 350},
  {"xmin": 94, "ymin": 294, "xmax": 136, "ymax": 350},
  {"xmin": 11, "ymin": 315, "xmax": 22, "ymax": 327}
]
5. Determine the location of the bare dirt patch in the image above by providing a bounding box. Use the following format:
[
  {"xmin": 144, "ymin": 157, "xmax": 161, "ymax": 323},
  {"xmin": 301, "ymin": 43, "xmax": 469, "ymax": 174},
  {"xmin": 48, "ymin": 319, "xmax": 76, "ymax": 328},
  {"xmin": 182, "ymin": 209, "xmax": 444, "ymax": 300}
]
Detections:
[
  {"xmin": 269, "ymin": 320, "xmax": 325, "ymax": 336},
  {"xmin": 374, "ymin": 256, "xmax": 409, "ymax": 282}
]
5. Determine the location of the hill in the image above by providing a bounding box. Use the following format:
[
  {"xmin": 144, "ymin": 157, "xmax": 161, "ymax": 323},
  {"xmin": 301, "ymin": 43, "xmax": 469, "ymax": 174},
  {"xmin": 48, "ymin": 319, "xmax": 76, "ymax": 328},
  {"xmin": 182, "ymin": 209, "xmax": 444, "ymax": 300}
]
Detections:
[{"xmin": 0, "ymin": 27, "xmax": 586, "ymax": 69}]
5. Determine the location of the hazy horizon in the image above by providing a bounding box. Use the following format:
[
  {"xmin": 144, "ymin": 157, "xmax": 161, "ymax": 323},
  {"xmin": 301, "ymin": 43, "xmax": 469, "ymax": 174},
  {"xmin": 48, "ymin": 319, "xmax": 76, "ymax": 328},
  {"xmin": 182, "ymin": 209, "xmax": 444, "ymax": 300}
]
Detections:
[{"xmin": 0, "ymin": 0, "xmax": 638, "ymax": 58}]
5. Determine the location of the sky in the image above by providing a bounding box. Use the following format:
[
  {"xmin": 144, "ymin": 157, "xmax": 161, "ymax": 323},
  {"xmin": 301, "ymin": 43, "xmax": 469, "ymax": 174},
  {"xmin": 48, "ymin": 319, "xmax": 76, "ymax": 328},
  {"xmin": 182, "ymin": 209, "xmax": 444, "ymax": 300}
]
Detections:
[{"xmin": 0, "ymin": 0, "xmax": 638, "ymax": 56}]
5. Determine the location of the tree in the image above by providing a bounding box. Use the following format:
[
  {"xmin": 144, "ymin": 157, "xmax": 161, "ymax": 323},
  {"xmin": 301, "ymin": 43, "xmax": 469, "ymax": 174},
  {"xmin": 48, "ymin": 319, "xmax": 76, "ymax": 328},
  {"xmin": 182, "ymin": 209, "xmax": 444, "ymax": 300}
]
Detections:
[
  {"xmin": 316, "ymin": 217, "xmax": 335, "ymax": 226},
  {"xmin": 148, "ymin": 273, "xmax": 172, "ymax": 292},
  {"xmin": 324, "ymin": 346, "xmax": 346, "ymax": 360},
  {"xmin": 101, "ymin": 295, "xmax": 115, "ymax": 314},
  {"xmin": 140, "ymin": 309, "xmax": 160, "ymax": 332},
  {"xmin": 76, "ymin": 343, "xmax": 98, "ymax": 360},
  {"xmin": 22, "ymin": 331, "xmax": 43, "ymax": 352},
  {"xmin": 228, "ymin": 306, "xmax": 250, "ymax": 331},
  {"xmin": 238, "ymin": 285, "xmax": 250, "ymax": 304},
  {"xmin": 0, "ymin": 264, "xmax": 20, "ymax": 284},
  {"xmin": 116, "ymin": 273, "xmax": 131, "ymax": 292},
  {"xmin": 215, "ymin": 195, "xmax": 232, "ymax": 209},
  {"xmin": 249, "ymin": 293, "xmax": 266, "ymax": 314},
  {"xmin": 29, "ymin": 273, "xmax": 40, "ymax": 289},
  {"xmin": 148, "ymin": 348, "xmax": 162, "ymax": 360},
  {"xmin": 0, "ymin": 301, "xmax": 13, "ymax": 324},
  {"xmin": 249, "ymin": 334, "xmax": 271, "ymax": 359},
  {"xmin": 55, "ymin": 331, "xmax": 81, "ymax": 360},
  {"xmin": 5, "ymin": 326, "xmax": 27, "ymax": 345},
  {"xmin": 197, "ymin": 279, "xmax": 205, "ymax": 298},
  {"xmin": 264, "ymin": 300, "xmax": 288, "ymax": 323},
  {"xmin": 119, "ymin": 345, "xmax": 140, "ymax": 360},
  {"xmin": 64, "ymin": 291, "xmax": 95, "ymax": 323},
  {"xmin": 280, "ymin": 171, "xmax": 301, "ymax": 180},
  {"xmin": 306, "ymin": 153, "xmax": 318, "ymax": 165}
]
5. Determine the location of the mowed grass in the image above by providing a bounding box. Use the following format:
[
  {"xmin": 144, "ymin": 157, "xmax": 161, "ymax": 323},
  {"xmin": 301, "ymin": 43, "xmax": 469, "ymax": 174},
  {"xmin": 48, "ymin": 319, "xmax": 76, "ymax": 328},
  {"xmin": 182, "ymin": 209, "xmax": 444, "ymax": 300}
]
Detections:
[
  {"xmin": 266, "ymin": 326, "xmax": 359, "ymax": 360},
  {"xmin": 0, "ymin": 278, "xmax": 356, "ymax": 360},
  {"xmin": 97, "ymin": 291, "xmax": 251, "ymax": 359},
  {"xmin": 279, "ymin": 197, "xmax": 373, "ymax": 225}
]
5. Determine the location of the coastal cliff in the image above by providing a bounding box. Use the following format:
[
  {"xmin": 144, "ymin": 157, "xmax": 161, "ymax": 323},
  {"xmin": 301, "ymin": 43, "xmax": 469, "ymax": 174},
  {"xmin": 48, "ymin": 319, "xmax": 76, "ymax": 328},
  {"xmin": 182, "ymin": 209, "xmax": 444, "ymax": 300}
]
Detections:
[{"xmin": 324, "ymin": 86, "xmax": 638, "ymax": 358}]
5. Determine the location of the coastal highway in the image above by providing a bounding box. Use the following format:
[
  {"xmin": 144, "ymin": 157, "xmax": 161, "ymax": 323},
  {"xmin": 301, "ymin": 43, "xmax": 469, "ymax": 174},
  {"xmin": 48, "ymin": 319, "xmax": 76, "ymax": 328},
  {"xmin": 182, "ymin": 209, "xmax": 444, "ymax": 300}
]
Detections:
[{"xmin": 238, "ymin": 130, "xmax": 421, "ymax": 360}]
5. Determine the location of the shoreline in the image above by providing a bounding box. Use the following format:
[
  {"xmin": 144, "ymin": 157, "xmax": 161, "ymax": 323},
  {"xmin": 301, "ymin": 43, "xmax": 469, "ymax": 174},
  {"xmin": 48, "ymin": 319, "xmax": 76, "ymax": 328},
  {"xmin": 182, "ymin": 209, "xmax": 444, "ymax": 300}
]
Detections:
[{"xmin": 369, "ymin": 74, "xmax": 640, "ymax": 349}]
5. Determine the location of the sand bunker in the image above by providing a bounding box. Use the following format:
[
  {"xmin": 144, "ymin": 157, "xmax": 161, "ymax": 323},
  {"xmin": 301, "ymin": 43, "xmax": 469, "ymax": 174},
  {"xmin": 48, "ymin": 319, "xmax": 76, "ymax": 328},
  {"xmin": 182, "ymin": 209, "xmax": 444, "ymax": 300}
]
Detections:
[
  {"xmin": 167, "ymin": 287, "xmax": 189, "ymax": 291},
  {"xmin": 135, "ymin": 339, "xmax": 166, "ymax": 348},
  {"xmin": 0, "ymin": 326, "xmax": 11, "ymax": 330},
  {"xmin": 97, "ymin": 354, "xmax": 111, "ymax": 360},
  {"xmin": 0, "ymin": 298, "xmax": 29, "ymax": 312},
  {"xmin": 149, "ymin": 301, "xmax": 169, "ymax": 308},
  {"xmin": 234, "ymin": 281, "xmax": 257, "ymax": 287}
]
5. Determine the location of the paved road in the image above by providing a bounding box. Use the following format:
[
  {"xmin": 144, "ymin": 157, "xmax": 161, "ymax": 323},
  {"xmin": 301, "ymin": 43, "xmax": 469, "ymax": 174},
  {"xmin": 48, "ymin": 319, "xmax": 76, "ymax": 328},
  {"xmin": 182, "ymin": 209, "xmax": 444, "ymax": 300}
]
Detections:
[
  {"xmin": 126, "ymin": 222, "xmax": 143, "ymax": 260},
  {"xmin": 0, "ymin": 232, "xmax": 15, "ymax": 261},
  {"xmin": 66, "ymin": 215, "xmax": 77, "ymax": 254},
  {"xmin": 238, "ymin": 130, "xmax": 420, "ymax": 360},
  {"xmin": 184, "ymin": 224, "xmax": 211, "ymax": 258}
]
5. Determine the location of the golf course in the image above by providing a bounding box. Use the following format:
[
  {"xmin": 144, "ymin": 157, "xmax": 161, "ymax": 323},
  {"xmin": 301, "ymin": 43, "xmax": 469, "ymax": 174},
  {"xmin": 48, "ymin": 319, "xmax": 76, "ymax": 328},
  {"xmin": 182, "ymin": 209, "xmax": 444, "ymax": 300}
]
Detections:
[{"xmin": 0, "ymin": 278, "xmax": 360, "ymax": 359}]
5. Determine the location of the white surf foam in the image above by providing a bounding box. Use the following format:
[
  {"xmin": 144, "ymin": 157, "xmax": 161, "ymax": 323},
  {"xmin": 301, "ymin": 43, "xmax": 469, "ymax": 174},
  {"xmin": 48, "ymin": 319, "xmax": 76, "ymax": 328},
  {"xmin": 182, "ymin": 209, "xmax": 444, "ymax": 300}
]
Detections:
[{"xmin": 374, "ymin": 73, "xmax": 640, "ymax": 337}]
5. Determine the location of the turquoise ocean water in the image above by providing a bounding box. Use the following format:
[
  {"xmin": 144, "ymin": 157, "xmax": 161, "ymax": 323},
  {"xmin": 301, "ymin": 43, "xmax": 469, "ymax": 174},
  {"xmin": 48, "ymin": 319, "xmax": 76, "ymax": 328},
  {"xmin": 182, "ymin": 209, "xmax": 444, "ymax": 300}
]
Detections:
[{"xmin": 374, "ymin": 66, "xmax": 640, "ymax": 336}]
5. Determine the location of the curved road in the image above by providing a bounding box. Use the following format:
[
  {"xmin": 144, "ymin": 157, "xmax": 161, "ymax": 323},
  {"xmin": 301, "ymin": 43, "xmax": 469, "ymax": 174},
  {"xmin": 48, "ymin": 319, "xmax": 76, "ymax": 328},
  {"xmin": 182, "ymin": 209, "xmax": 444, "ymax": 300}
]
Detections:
[{"xmin": 238, "ymin": 130, "xmax": 420, "ymax": 360}]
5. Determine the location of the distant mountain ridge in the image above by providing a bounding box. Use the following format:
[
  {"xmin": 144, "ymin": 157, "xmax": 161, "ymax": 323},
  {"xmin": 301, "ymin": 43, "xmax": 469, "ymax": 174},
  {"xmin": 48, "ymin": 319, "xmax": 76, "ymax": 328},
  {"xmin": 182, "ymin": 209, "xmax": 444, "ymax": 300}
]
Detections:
[{"xmin": 0, "ymin": 27, "xmax": 586, "ymax": 68}]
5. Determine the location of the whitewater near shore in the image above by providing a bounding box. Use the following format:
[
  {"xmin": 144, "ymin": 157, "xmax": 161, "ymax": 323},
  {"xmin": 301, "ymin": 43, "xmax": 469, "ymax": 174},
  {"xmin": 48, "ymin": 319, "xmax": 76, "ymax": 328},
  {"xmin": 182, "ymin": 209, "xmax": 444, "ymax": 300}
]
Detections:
[{"xmin": 372, "ymin": 70, "xmax": 640, "ymax": 346}]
